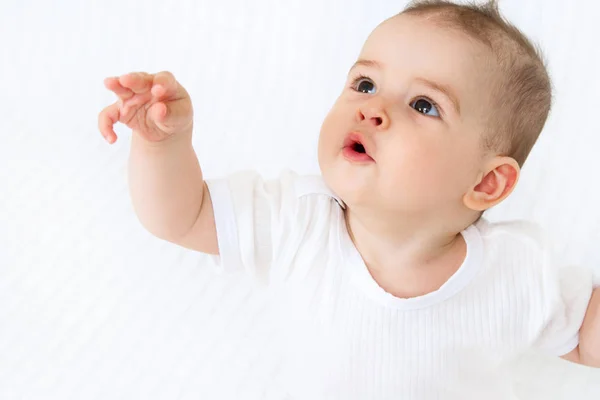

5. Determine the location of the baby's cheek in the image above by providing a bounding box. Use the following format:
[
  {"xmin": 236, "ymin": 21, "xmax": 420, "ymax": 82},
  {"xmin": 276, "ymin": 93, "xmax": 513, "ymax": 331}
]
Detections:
[
  {"xmin": 320, "ymin": 109, "xmax": 346, "ymax": 141},
  {"xmin": 400, "ymin": 147, "xmax": 460, "ymax": 191}
]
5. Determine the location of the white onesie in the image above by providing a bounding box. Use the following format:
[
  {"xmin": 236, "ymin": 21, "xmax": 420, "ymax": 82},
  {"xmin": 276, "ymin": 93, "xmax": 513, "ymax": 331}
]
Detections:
[{"xmin": 206, "ymin": 170, "xmax": 595, "ymax": 400}]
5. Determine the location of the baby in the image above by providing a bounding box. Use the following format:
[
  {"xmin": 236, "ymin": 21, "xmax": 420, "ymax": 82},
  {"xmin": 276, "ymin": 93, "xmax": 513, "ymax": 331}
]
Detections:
[{"xmin": 98, "ymin": 0, "xmax": 600, "ymax": 398}]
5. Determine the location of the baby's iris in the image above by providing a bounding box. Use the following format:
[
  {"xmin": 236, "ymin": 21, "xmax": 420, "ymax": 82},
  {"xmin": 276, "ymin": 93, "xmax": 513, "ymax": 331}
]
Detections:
[
  {"xmin": 355, "ymin": 78, "xmax": 377, "ymax": 94},
  {"xmin": 411, "ymin": 98, "xmax": 440, "ymax": 117}
]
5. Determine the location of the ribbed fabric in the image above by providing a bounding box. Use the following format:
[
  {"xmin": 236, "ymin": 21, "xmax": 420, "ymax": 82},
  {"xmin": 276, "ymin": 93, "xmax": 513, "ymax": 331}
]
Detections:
[{"xmin": 206, "ymin": 170, "xmax": 595, "ymax": 400}]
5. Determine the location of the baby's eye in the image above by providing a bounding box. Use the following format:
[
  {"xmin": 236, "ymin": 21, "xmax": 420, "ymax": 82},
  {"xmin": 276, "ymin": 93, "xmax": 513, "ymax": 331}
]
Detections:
[
  {"xmin": 410, "ymin": 98, "xmax": 440, "ymax": 117},
  {"xmin": 352, "ymin": 77, "xmax": 377, "ymax": 94}
]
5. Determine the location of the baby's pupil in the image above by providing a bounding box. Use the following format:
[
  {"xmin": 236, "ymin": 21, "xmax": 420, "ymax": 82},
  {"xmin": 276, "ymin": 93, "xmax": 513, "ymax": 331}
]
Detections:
[
  {"xmin": 358, "ymin": 80, "xmax": 374, "ymax": 93},
  {"xmin": 414, "ymin": 99, "xmax": 432, "ymax": 114}
]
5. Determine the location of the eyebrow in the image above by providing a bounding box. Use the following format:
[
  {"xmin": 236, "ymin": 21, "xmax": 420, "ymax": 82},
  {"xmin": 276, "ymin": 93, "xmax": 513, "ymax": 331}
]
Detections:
[
  {"xmin": 350, "ymin": 59, "xmax": 462, "ymax": 115},
  {"xmin": 351, "ymin": 59, "xmax": 382, "ymax": 70}
]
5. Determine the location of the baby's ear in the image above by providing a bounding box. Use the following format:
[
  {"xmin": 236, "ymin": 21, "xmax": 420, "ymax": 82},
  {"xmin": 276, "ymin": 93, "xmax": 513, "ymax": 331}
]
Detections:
[{"xmin": 463, "ymin": 156, "xmax": 520, "ymax": 211}]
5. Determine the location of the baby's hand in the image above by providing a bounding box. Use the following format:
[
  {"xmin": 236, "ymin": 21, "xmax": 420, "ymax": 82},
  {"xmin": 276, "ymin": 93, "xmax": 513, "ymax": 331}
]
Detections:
[{"xmin": 98, "ymin": 71, "xmax": 193, "ymax": 144}]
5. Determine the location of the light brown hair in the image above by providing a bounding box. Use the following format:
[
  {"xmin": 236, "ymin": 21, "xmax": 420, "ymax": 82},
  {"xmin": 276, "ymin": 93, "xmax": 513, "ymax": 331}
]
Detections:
[{"xmin": 402, "ymin": 0, "xmax": 552, "ymax": 167}]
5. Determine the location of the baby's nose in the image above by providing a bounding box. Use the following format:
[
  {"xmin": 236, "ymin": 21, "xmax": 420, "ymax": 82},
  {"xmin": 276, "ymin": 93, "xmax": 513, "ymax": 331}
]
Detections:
[{"xmin": 356, "ymin": 103, "xmax": 389, "ymax": 129}]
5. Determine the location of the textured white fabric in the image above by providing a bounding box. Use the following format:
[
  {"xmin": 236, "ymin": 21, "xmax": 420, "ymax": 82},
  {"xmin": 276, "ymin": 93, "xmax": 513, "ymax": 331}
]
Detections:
[{"xmin": 205, "ymin": 171, "xmax": 595, "ymax": 399}]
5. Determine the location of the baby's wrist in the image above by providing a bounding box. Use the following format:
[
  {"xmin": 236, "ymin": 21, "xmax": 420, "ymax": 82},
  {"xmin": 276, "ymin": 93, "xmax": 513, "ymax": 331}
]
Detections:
[{"xmin": 132, "ymin": 127, "xmax": 193, "ymax": 151}]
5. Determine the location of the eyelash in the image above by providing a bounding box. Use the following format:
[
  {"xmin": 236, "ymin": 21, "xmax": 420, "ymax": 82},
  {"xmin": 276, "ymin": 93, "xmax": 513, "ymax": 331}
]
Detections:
[{"xmin": 349, "ymin": 74, "xmax": 443, "ymax": 118}]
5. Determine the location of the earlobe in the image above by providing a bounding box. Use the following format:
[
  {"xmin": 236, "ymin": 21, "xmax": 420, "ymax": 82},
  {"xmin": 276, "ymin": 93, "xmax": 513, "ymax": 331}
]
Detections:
[{"xmin": 463, "ymin": 157, "xmax": 520, "ymax": 211}]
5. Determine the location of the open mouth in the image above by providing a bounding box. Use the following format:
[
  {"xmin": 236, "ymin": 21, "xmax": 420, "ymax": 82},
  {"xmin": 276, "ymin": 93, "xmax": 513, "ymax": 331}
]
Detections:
[
  {"xmin": 342, "ymin": 133, "xmax": 374, "ymax": 163},
  {"xmin": 352, "ymin": 142, "xmax": 366, "ymax": 154}
]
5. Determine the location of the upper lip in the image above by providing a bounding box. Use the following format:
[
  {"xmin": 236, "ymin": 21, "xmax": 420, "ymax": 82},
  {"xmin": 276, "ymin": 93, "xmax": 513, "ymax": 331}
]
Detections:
[{"xmin": 343, "ymin": 132, "xmax": 374, "ymax": 158}]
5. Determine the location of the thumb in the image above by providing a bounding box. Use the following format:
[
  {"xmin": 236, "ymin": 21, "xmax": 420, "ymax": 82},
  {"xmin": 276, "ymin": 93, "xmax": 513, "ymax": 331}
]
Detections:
[{"xmin": 149, "ymin": 97, "xmax": 193, "ymax": 130}]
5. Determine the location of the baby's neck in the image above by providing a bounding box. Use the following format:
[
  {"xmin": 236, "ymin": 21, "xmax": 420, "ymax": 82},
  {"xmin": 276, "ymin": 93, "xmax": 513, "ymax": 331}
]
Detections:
[{"xmin": 344, "ymin": 207, "xmax": 471, "ymax": 298}]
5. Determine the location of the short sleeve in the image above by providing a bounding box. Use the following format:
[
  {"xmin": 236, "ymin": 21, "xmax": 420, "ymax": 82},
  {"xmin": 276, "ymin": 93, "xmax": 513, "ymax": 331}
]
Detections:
[
  {"xmin": 205, "ymin": 169, "xmax": 341, "ymax": 285},
  {"xmin": 205, "ymin": 170, "xmax": 286, "ymax": 282},
  {"xmin": 534, "ymin": 259, "xmax": 594, "ymax": 356}
]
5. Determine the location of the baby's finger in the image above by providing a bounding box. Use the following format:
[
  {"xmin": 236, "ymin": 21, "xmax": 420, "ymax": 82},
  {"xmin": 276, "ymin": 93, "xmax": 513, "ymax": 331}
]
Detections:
[
  {"xmin": 151, "ymin": 71, "xmax": 178, "ymax": 99},
  {"xmin": 148, "ymin": 101, "xmax": 168, "ymax": 123},
  {"xmin": 150, "ymin": 97, "xmax": 193, "ymax": 130},
  {"xmin": 98, "ymin": 102, "xmax": 120, "ymax": 144},
  {"xmin": 119, "ymin": 72, "xmax": 153, "ymax": 94},
  {"xmin": 104, "ymin": 77, "xmax": 134, "ymax": 100}
]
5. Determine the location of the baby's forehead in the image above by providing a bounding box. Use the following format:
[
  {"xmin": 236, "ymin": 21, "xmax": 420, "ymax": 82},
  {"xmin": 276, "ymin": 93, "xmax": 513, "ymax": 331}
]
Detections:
[
  {"xmin": 361, "ymin": 14, "xmax": 498, "ymax": 106},
  {"xmin": 367, "ymin": 13, "xmax": 488, "ymax": 56}
]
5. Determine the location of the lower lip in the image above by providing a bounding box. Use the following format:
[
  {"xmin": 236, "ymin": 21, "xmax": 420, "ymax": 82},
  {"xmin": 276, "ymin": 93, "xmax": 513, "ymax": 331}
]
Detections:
[{"xmin": 342, "ymin": 146, "xmax": 375, "ymax": 163}]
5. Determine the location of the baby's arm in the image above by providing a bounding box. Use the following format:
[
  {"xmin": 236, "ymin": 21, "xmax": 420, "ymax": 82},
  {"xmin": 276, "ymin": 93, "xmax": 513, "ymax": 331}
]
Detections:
[
  {"xmin": 561, "ymin": 288, "xmax": 600, "ymax": 367},
  {"xmin": 98, "ymin": 72, "xmax": 218, "ymax": 254}
]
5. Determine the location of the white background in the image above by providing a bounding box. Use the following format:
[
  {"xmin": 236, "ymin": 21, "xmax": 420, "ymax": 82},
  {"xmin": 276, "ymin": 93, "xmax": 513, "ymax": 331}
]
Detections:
[{"xmin": 1, "ymin": 0, "xmax": 599, "ymax": 398}]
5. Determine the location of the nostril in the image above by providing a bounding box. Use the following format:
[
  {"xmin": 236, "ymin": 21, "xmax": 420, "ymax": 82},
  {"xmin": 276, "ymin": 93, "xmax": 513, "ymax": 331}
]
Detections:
[{"xmin": 373, "ymin": 117, "xmax": 383, "ymax": 126}]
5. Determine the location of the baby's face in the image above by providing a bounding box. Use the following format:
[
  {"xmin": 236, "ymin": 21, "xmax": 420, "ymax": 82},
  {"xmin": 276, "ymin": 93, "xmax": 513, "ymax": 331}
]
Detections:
[{"xmin": 318, "ymin": 14, "xmax": 496, "ymax": 214}]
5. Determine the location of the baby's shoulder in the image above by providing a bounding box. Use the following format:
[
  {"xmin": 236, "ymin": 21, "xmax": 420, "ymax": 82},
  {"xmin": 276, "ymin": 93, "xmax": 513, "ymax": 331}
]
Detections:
[
  {"xmin": 474, "ymin": 218, "xmax": 550, "ymax": 271},
  {"xmin": 219, "ymin": 169, "xmax": 342, "ymax": 208},
  {"xmin": 475, "ymin": 219, "xmax": 593, "ymax": 286},
  {"xmin": 475, "ymin": 218, "xmax": 547, "ymax": 251}
]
